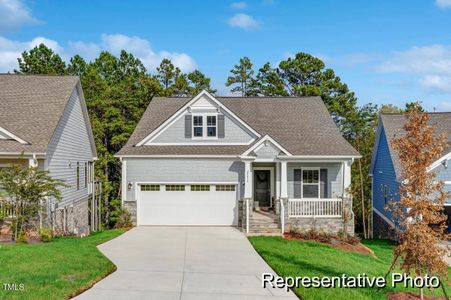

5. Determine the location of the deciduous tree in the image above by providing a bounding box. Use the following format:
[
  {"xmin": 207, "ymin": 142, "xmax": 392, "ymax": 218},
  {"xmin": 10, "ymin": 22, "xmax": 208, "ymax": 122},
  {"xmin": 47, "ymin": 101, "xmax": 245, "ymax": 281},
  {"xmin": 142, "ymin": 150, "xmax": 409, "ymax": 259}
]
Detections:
[
  {"xmin": 388, "ymin": 104, "xmax": 450, "ymax": 299},
  {"xmin": 0, "ymin": 164, "xmax": 66, "ymax": 241}
]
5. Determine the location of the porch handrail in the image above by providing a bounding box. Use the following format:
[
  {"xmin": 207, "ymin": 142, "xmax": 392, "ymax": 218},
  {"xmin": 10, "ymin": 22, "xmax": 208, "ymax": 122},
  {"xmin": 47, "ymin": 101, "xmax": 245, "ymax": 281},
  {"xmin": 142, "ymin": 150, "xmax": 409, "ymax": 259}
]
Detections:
[{"xmin": 288, "ymin": 198, "xmax": 343, "ymax": 218}]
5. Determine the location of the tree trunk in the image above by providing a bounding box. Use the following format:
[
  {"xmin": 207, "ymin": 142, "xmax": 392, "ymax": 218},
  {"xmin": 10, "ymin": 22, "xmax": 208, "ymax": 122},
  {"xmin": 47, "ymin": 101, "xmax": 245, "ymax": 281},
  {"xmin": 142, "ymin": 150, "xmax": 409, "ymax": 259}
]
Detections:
[{"xmin": 356, "ymin": 136, "xmax": 367, "ymax": 239}]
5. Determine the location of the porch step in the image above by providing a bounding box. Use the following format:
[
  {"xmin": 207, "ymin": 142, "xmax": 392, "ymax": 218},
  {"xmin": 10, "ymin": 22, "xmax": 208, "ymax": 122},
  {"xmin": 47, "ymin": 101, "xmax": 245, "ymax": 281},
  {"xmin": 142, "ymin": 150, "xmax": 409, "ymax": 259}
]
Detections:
[
  {"xmin": 249, "ymin": 218, "xmax": 279, "ymax": 225},
  {"xmin": 246, "ymin": 233, "xmax": 283, "ymax": 236},
  {"xmin": 250, "ymin": 223, "xmax": 280, "ymax": 229},
  {"xmin": 247, "ymin": 228, "xmax": 283, "ymax": 235}
]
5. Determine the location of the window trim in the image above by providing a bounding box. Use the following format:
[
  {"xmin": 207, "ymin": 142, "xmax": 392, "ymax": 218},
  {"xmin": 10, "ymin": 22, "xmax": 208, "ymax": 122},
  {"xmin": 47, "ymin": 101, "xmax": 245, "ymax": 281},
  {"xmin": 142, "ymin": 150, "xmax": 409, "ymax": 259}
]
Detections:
[
  {"xmin": 84, "ymin": 162, "xmax": 88, "ymax": 188},
  {"xmin": 76, "ymin": 162, "xmax": 80, "ymax": 191},
  {"xmin": 215, "ymin": 184, "xmax": 236, "ymax": 191},
  {"xmin": 192, "ymin": 113, "xmax": 218, "ymax": 140},
  {"xmin": 191, "ymin": 184, "xmax": 210, "ymax": 191},
  {"xmin": 141, "ymin": 184, "xmax": 160, "ymax": 191},
  {"xmin": 165, "ymin": 184, "xmax": 186, "ymax": 191},
  {"xmin": 301, "ymin": 167, "xmax": 320, "ymax": 198}
]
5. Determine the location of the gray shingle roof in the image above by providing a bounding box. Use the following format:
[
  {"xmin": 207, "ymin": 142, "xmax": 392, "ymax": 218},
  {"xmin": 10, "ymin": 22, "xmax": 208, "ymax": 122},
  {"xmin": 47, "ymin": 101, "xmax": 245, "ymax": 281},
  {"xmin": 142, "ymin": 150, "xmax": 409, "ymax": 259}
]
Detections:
[
  {"xmin": 117, "ymin": 96, "xmax": 359, "ymax": 157},
  {"xmin": 381, "ymin": 113, "xmax": 451, "ymax": 180},
  {"xmin": 0, "ymin": 74, "xmax": 79, "ymax": 154}
]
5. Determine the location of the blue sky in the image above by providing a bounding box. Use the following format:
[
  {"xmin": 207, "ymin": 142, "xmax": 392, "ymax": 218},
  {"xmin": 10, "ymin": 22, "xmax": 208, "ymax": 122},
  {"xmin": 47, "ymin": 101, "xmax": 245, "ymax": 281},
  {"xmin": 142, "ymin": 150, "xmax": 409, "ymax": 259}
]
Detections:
[{"xmin": 1, "ymin": 0, "xmax": 451, "ymax": 111}]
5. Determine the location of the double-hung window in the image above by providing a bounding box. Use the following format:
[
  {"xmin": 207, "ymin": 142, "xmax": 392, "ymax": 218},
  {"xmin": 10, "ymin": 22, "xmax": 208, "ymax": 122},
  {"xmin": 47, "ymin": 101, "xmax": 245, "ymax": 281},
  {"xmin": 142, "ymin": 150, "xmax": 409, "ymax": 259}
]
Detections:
[
  {"xmin": 302, "ymin": 168, "xmax": 320, "ymax": 198},
  {"xmin": 192, "ymin": 115, "xmax": 217, "ymax": 138},
  {"xmin": 206, "ymin": 116, "xmax": 217, "ymax": 137},
  {"xmin": 193, "ymin": 116, "xmax": 203, "ymax": 137}
]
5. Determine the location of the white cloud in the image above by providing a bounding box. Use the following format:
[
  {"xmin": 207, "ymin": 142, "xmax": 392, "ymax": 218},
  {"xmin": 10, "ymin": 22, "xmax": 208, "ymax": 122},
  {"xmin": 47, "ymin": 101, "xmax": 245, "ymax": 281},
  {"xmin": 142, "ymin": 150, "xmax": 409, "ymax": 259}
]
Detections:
[
  {"xmin": 378, "ymin": 45, "xmax": 451, "ymax": 75},
  {"xmin": 419, "ymin": 75, "xmax": 451, "ymax": 92},
  {"xmin": 0, "ymin": 36, "xmax": 61, "ymax": 72},
  {"xmin": 435, "ymin": 0, "xmax": 451, "ymax": 8},
  {"xmin": 377, "ymin": 44, "xmax": 451, "ymax": 93},
  {"xmin": 231, "ymin": 2, "xmax": 247, "ymax": 9},
  {"xmin": 0, "ymin": 34, "xmax": 197, "ymax": 73},
  {"xmin": 0, "ymin": 0, "xmax": 39, "ymax": 33},
  {"xmin": 228, "ymin": 13, "xmax": 260, "ymax": 31}
]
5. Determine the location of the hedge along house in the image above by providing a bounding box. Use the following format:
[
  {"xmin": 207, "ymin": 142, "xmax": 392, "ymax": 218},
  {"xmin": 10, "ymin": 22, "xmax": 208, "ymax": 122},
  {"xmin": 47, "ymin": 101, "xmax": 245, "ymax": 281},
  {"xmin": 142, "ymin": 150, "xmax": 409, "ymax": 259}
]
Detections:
[
  {"xmin": 117, "ymin": 90, "xmax": 360, "ymax": 235},
  {"xmin": 370, "ymin": 113, "xmax": 451, "ymax": 239},
  {"xmin": 0, "ymin": 75, "xmax": 97, "ymax": 235}
]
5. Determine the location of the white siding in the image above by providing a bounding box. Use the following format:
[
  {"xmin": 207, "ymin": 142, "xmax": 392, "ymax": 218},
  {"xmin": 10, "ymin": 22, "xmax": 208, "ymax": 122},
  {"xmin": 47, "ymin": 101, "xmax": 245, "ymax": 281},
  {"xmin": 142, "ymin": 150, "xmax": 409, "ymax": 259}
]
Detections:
[
  {"xmin": 287, "ymin": 162, "xmax": 343, "ymax": 198},
  {"xmin": 125, "ymin": 158, "xmax": 245, "ymax": 201},
  {"xmin": 151, "ymin": 111, "xmax": 256, "ymax": 144},
  {"xmin": 46, "ymin": 88, "xmax": 93, "ymax": 205},
  {"xmin": 254, "ymin": 144, "xmax": 280, "ymax": 159}
]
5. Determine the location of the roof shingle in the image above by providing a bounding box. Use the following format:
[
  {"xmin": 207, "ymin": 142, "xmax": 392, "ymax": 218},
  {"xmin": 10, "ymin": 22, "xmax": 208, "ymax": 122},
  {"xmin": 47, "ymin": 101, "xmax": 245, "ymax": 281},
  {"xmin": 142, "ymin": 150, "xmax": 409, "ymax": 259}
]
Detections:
[
  {"xmin": 117, "ymin": 95, "xmax": 359, "ymax": 157},
  {"xmin": 0, "ymin": 74, "xmax": 79, "ymax": 153},
  {"xmin": 381, "ymin": 112, "xmax": 451, "ymax": 180}
]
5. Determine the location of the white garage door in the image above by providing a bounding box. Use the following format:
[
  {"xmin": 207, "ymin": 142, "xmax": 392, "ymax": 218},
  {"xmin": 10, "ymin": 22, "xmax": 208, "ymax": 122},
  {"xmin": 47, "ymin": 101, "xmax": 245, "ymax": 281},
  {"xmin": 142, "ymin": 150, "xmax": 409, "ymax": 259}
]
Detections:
[{"xmin": 137, "ymin": 183, "xmax": 238, "ymax": 225}]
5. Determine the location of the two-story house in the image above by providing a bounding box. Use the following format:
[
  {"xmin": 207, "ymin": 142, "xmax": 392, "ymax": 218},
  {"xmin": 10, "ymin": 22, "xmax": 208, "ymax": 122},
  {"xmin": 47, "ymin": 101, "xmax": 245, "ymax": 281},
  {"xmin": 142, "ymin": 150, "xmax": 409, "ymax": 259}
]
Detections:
[
  {"xmin": 0, "ymin": 75, "xmax": 97, "ymax": 235},
  {"xmin": 117, "ymin": 91, "xmax": 360, "ymax": 235},
  {"xmin": 371, "ymin": 113, "xmax": 451, "ymax": 239}
]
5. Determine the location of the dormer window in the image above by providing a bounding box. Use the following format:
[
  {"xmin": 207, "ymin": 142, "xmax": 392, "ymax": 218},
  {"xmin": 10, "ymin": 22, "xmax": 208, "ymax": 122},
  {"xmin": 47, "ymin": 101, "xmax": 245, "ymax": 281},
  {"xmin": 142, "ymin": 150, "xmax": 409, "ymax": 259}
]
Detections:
[
  {"xmin": 207, "ymin": 116, "xmax": 217, "ymax": 137},
  {"xmin": 192, "ymin": 114, "xmax": 217, "ymax": 139},
  {"xmin": 193, "ymin": 116, "xmax": 203, "ymax": 137}
]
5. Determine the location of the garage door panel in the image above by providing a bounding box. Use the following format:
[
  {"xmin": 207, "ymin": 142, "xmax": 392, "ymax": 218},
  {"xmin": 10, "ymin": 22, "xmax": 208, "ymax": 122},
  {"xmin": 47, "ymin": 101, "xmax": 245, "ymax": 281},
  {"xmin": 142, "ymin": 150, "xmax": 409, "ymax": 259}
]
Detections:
[{"xmin": 138, "ymin": 184, "xmax": 237, "ymax": 226}]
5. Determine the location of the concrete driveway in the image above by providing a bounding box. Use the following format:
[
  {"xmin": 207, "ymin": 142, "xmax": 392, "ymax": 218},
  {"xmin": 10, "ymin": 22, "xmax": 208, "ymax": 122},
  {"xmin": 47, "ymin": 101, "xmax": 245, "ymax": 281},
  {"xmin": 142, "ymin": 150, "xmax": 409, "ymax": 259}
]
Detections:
[{"xmin": 75, "ymin": 227, "xmax": 297, "ymax": 299}]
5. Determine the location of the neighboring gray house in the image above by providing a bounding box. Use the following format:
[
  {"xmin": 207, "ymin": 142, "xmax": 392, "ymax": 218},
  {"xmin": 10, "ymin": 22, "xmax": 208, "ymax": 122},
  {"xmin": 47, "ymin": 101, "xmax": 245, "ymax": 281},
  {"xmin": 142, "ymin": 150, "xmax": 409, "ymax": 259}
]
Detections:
[
  {"xmin": 0, "ymin": 74, "xmax": 97, "ymax": 235},
  {"xmin": 117, "ymin": 90, "xmax": 360, "ymax": 235},
  {"xmin": 370, "ymin": 113, "xmax": 451, "ymax": 239}
]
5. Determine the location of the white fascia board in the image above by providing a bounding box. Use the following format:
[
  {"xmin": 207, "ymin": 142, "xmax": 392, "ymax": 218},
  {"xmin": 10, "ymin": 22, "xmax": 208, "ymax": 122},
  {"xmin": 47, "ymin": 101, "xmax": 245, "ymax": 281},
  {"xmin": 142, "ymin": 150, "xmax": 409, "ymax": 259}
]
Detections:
[
  {"xmin": 114, "ymin": 154, "xmax": 240, "ymax": 159},
  {"xmin": 278, "ymin": 155, "xmax": 360, "ymax": 160},
  {"xmin": 369, "ymin": 118, "xmax": 383, "ymax": 175},
  {"xmin": 148, "ymin": 140, "xmax": 255, "ymax": 146},
  {"xmin": 76, "ymin": 81, "xmax": 98, "ymax": 159},
  {"xmin": 135, "ymin": 90, "xmax": 261, "ymax": 146},
  {"xmin": 373, "ymin": 207, "xmax": 395, "ymax": 228},
  {"xmin": 0, "ymin": 127, "xmax": 29, "ymax": 144},
  {"xmin": 242, "ymin": 134, "xmax": 292, "ymax": 156},
  {"xmin": 427, "ymin": 151, "xmax": 451, "ymax": 172}
]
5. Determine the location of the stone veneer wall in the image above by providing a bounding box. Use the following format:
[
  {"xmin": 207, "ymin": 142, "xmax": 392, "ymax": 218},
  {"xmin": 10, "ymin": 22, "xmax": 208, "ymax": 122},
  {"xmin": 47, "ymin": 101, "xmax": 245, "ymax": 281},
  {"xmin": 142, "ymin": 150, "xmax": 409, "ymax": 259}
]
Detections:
[
  {"xmin": 277, "ymin": 197, "xmax": 355, "ymax": 236},
  {"xmin": 124, "ymin": 201, "xmax": 137, "ymax": 225},
  {"xmin": 372, "ymin": 211, "xmax": 396, "ymax": 240},
  {"xmin": 53, "ymin": 198, "xmax": 89, "ymax": 236}
]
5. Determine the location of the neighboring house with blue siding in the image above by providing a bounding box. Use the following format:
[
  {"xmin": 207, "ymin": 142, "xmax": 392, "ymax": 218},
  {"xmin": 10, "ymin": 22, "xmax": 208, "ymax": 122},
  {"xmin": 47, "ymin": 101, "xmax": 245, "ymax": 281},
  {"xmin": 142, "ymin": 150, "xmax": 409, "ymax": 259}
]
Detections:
[
  {"xmin": 117, "ymin": 90, "xmax": 360, "ymax": 235},
  {"xmin": 0, "ymin": 75, "xmax": 97, "ymax": 235},
  {"xmin": 370, "ymin": 113, "xmax": 451, "ymax": 239}
]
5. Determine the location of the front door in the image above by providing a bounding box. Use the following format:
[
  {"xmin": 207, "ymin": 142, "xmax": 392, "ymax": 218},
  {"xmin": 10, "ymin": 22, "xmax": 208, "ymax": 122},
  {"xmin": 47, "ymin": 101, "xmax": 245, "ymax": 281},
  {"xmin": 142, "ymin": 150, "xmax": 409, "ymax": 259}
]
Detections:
[{"xmin": 254, "ymin": 170, "xmax": 271, "ymax": 207}]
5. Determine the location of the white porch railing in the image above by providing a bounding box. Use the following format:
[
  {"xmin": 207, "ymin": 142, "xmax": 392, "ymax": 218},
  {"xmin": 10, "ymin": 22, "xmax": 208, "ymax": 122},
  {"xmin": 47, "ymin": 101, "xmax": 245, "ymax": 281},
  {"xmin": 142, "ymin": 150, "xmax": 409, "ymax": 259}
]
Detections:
[{"xmin": 288, "ymin": 198, "xmax": 343, "ymax": 218}]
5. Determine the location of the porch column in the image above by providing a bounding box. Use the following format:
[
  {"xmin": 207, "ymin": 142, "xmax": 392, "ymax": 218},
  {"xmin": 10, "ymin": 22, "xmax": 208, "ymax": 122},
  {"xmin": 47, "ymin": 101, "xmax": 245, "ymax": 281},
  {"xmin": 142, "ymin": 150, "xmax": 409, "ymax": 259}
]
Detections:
[
  {"xmin": 280, "ymin": 160, "xmax": 288, "ymax": 198},
  {"xmin": 244, "ymin": 160, "xmax": 253, "ymax": 198},
  {"xmin": 121, "ymin": 159, "xmax": 127, "ymax": 203},
  {"xmin": 343, "ymin": 160, "xmax": 352, "ymax": 198},
  {"xmin": 28, "ymin": 155, "xmax": 37, "ymax": 168}
]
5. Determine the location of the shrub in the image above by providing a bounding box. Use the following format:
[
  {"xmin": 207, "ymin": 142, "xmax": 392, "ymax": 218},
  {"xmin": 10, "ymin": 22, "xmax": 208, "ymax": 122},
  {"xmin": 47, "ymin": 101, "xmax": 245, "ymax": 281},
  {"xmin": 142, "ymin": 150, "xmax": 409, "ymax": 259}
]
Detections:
[
  {"xmin": 16, "ymin": 232, "xmax": 27, "ymax": 243},
  {"xmin": 39, "ymin": 228, "xmax": 53, "ymax": 242},
  {"xmin": 114, "ymin": 207, "xmax": 132, "ymax": 228}
]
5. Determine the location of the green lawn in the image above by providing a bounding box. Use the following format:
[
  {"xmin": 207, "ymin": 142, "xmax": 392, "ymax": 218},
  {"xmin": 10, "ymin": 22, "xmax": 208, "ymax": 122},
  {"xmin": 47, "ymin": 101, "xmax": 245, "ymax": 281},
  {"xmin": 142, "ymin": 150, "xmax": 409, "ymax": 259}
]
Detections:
[
  {"xmin": 249, "ymin": 237, "xmax": 451, "ymax": 300},
  {"xmin": 0, "ymin": 229, "xmax": 125, "ymax": 300}
]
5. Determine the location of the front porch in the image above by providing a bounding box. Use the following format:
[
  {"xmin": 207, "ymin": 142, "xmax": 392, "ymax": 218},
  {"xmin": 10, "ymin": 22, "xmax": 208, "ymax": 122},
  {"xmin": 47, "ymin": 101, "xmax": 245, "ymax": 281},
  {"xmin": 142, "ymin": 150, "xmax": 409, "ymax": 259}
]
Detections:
[{"xmin": 238, "ymin": 159, "xmax": 354, "ymax": 236}]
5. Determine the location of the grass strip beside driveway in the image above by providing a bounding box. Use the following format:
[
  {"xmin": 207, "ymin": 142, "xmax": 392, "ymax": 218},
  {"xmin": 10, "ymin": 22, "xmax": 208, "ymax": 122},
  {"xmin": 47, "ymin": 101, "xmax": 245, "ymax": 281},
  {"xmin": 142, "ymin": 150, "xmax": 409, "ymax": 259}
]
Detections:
[
  {"xmin": 0, "ymin": 229, "xmax": 125, "ymax": 300},
  {"xmin": 249, "ymin": 237, "xmax": 451, "ymax": 300}
]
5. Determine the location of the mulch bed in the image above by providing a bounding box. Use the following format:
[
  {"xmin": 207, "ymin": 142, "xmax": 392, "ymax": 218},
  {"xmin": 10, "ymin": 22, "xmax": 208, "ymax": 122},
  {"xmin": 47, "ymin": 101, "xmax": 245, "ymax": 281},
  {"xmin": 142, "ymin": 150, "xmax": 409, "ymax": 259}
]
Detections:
[
  {"xmin": 0, "ymin": 234, "xmax": 13, "ymax": 243},
  {"xmin": 387, "ymin": 292, "xmax": 446, "ymax": 300},
  {"xmin": 284, "ymin": 233, "xmax": 376, "ymax": 257}
]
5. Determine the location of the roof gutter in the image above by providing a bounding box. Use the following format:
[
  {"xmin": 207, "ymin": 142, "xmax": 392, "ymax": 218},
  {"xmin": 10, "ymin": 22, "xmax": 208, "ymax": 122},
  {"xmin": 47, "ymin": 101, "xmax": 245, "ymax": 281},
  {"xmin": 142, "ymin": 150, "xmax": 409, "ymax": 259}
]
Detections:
[{"xmin": 277, "ymin": 155, "xmax": 361, "ymax": 160}]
